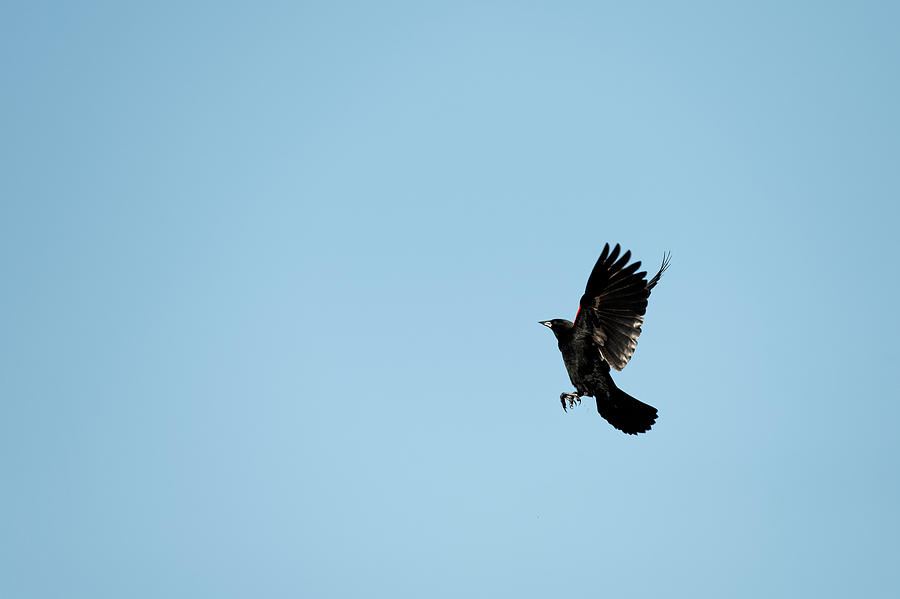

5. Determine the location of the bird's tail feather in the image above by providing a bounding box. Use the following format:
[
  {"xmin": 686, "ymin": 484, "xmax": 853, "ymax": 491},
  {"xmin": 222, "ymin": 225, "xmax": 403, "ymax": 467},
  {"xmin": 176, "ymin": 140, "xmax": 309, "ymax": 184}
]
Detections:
[{"xmin": 596, "ymin": 386, "xmax": 658, "ymax": 435}]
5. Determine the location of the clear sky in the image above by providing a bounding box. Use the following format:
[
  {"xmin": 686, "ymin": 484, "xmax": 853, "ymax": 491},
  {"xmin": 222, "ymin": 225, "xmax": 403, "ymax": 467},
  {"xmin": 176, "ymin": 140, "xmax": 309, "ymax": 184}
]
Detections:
[{"xmin": 3, "ymin": 1, "xmax": 899, "ymax": 597}]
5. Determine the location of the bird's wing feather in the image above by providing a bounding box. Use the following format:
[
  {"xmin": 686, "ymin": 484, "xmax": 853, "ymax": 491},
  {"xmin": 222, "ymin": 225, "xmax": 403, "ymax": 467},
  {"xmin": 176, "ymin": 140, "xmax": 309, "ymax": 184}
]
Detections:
[{"xmin": 573, "ymin": 243, "xmax": 668, "ymax": 371}]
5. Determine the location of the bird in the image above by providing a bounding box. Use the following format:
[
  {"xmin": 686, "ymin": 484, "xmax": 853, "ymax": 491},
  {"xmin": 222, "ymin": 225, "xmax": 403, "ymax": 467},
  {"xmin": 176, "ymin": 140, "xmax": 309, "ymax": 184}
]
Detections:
[{"xmin": 539, "ymin": 243, "xmax": 670, "ymax": 435}]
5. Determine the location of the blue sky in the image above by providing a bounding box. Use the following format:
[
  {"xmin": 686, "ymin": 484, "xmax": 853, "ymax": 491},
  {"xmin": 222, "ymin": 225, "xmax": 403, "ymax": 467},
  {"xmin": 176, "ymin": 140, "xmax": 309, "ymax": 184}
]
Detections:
[{"xmin": 3, "ymin": 1, "xmax": 899, "ymax": 597}]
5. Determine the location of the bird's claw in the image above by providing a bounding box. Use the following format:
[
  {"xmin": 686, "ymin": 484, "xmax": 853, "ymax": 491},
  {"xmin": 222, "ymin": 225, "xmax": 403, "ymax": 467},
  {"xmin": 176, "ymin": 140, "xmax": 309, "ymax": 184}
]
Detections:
[{"xmin": 560, "ymin": 392, "xmax": 582, "ymax": 412}]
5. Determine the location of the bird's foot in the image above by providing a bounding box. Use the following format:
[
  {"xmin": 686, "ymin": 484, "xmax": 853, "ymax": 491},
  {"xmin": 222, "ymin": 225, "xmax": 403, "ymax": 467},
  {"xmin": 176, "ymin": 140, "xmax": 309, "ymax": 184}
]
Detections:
[{"xmin": 560, "ymin": 392, "xmax": 582, "ymax": 412}]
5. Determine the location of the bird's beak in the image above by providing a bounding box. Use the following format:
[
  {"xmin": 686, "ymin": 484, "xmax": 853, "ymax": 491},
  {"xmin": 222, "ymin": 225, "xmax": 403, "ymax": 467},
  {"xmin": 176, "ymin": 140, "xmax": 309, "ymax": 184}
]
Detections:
[{"xmin": 539, "ymin": 321, "xmax": 552, "ymax": 328}]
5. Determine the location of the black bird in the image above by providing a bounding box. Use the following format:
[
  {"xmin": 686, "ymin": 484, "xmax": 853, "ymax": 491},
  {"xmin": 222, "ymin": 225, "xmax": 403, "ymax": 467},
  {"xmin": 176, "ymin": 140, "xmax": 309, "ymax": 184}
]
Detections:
[{"xmin": 540, "ymin": 243, "xmax": 670, "ymax": 435}]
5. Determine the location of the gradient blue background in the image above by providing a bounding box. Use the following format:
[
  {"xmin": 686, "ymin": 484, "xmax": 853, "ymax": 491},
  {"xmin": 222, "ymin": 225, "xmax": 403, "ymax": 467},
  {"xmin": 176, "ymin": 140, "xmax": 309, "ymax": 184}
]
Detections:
[{"xmin": 3, "ymin": 2, "xmax": 899, "ymax": 597}]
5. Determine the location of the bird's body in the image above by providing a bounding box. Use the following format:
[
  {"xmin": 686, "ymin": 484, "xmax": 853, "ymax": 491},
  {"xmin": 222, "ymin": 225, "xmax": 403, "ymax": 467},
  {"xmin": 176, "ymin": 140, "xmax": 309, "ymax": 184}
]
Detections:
[
  {"xmin": 551, "ymin": 319, "xmax": 612, "ymax": 397},
  {"xmin": 540, "ymin": 243, "xmax": 670, "ymax": 435}
]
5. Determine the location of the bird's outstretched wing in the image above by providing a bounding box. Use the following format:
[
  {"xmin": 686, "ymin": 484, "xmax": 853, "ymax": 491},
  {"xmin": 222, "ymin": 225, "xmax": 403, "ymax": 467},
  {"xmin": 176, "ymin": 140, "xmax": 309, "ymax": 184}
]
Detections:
[{"xmin": 573, "ymin": 243, "xmax": 669, "ymax": 371}]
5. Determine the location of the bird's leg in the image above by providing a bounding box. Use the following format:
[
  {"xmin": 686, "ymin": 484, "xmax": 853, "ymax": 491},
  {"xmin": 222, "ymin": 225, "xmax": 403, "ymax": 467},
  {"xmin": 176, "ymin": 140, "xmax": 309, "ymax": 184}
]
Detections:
[{"xmin": 560, "ymin": 392, "xmax": 582, "ymax": 412}]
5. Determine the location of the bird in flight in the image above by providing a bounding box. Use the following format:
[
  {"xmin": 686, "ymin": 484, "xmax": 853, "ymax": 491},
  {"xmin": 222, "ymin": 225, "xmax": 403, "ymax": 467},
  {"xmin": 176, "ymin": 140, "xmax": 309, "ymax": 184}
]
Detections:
[{"xmin": 539, "ymin": 243, "xmax": 670, "ymax": 435}]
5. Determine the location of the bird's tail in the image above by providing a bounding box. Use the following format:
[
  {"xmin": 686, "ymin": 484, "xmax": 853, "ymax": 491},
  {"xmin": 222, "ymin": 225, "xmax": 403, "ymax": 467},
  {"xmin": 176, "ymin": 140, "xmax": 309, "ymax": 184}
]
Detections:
[{"xmin": 596, "ymin": 385, "xmax": 658, "ymax": 435}]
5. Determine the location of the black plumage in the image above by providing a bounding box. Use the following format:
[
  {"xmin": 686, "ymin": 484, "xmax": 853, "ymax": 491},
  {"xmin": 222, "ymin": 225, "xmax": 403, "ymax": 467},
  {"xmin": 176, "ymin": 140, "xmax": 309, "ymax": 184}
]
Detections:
[{"xmin": 540, "ymin": 243, "xmax": 670, "ymax": 435}]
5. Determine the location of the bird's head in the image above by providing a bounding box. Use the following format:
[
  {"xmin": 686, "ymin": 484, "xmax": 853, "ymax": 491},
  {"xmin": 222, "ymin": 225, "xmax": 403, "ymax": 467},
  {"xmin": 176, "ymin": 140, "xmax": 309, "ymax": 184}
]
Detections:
[{"xmin": 538, "ymin": 319, "xmax": 574, "ymax": 339}]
